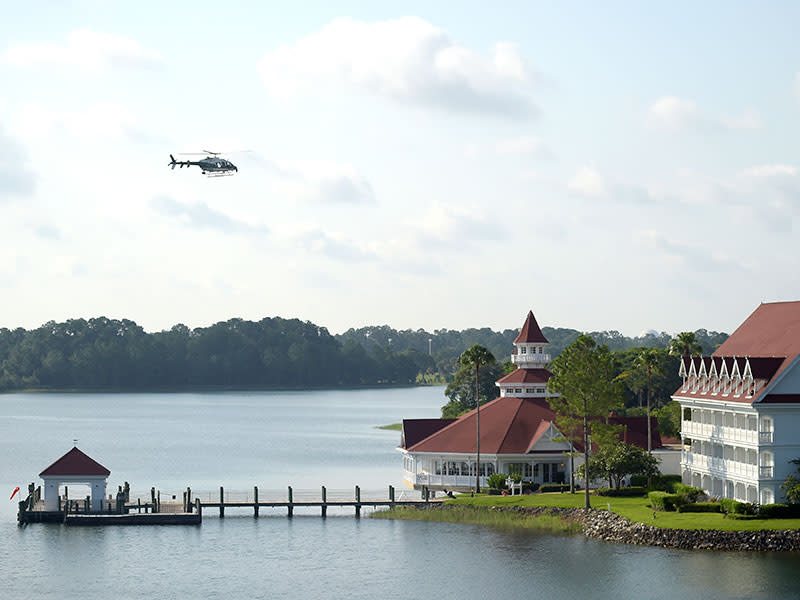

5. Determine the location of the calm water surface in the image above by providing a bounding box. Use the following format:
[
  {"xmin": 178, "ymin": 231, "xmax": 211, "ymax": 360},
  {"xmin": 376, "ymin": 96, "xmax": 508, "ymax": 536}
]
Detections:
[{"xmin": 2, "ymin": 388, "xmax": 800, "ymax": 599}]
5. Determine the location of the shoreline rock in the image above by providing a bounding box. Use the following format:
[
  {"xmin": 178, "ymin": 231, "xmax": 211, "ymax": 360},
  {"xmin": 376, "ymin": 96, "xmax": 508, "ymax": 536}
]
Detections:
[{"xmin": 412, "ymin": 504, "xmax": 800, "ymax": 551}]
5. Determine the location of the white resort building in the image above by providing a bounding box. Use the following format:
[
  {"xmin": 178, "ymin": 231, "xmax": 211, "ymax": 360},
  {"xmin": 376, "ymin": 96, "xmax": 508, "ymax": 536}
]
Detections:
[
  {"xmin": 673, "ymin": 301, "xmax": 800, "ymax": 504},
  {"xmin": 400, "ymin": 310, "xmax": 677, "ymax": 491}
]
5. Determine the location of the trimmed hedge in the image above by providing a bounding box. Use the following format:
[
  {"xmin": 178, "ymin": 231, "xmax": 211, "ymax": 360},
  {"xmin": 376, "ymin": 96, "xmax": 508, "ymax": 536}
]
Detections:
[
  {"xmin": 719, "ymin": 498, "xmax": 756, "ymax": 515},
  {"xmin": 648, "ymin": 491, "xmax": 684, "ymax": 511},
  {"xmin": 677, "ymin": 502, "xmax": 721, "ymax": 513},
  {"xmin": 758, "ymin": 503, "xmax": 800, "ymax": 518},
  {"xmin": 540, "ymin": 484, "xmax": 571, "ymax": 493},
  {"xmin": 674, "ymin": 483, "xmax": 703, "ymax": 503},
  {"xmin": 595, "ymin": 486, "xmax": 647, "ymax": 497}
]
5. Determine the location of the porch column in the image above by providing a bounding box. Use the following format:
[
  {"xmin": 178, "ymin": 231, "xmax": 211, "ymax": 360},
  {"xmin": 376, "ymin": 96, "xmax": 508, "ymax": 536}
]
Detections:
[{"xmin": 91, "ymin": 479, "xmax": 107, "ymax": 512}]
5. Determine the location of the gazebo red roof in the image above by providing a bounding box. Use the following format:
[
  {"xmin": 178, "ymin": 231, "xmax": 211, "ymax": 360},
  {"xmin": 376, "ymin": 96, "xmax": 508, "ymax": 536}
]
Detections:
[
  {"xmin": 513, "ymin": 310, "xmax": 549, "ymax": 344},
  {"xmin": 39, "ymin": 447, "xmax": 111, "ymax": 477}
]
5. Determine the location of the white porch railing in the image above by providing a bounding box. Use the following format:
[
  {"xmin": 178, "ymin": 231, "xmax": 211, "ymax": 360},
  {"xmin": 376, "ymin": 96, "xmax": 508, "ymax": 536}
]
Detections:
[{"xmin": 405, "ymin": 472, "xmax": 486, "ymax": 489}]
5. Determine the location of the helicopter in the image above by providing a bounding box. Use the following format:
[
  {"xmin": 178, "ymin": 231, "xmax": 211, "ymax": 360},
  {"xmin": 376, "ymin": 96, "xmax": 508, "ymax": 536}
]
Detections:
[{"xmin": 169, "ymin": 150, "xmax": 238, "ymax": 176}]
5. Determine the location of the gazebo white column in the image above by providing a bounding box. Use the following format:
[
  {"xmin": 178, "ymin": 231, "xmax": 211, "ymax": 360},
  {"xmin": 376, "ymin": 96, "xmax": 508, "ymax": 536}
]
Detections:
[{"xmin": 42, "ymin": 475, "xmax": 108, "ymax": 511}]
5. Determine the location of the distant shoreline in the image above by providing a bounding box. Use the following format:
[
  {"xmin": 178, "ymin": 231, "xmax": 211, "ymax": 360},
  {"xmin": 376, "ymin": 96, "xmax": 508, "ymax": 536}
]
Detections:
[{"xmin": 1, "ymin": 383, "xmax": 445, "ymax": 395}]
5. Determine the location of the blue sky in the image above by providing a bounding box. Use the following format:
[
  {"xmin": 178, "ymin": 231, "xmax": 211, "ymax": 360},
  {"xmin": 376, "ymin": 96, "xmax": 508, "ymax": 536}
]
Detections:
[{"xmin": 1, "ymin": 1, "xmax": 799, "ymax": 336}]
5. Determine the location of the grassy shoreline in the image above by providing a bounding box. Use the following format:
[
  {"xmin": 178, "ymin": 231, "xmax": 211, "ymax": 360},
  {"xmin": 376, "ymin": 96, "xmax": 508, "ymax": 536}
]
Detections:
[
  {"xmin": 376, "ymin": 493, "xmax": 800, "ymax": 532},
  {"xmin": 372, "ymin": 504, "xmax": 582, "ymax": 534}
]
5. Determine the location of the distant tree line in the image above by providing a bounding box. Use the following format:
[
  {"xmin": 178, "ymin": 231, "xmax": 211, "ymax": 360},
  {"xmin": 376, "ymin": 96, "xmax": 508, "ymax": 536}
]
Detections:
[
  {"xmin": 0, "ymin": 317, "xmax": 434, "ymax": 391},
  {"xmin": 0, "ymin": 316, "xmax": 727, "ymax": 394}
]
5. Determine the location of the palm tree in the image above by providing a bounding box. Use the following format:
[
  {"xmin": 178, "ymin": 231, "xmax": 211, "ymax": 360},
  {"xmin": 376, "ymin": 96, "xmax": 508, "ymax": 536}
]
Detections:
[
  {"xmin": 634, "ymin": 349, "xmax": 661, "ymax": 453},
  {"xmin": 668, "ymin": 332, "xmax": 703, "ymax": 358},
  {"xmin": 458, "ymin": 344, "xmax": 496, "ymax": 493}
]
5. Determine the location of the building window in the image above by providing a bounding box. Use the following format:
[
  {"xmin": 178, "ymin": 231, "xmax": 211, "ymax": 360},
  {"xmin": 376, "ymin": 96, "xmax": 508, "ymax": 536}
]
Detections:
[
  {"xmin": 515, "ymin": 388, "xmax": 522, "ymax": 394},
  {"xmin": 506, "ymin": 463, "xmax": 532, "ymax": 478},
  {"xmin": 538, "ymin": 346, "xmax": 543, "ymax": 354},
  {"xmin": 525, "ymin": 388, "xmax": 535, "ymax": 394},
  {"xmin": 520, "ymin": 346, "xmax": 527, "ymax": 354}
]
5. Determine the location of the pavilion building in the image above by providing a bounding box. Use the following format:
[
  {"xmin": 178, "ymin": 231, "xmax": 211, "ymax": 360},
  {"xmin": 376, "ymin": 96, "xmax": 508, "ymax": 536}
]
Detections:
[{"xmin": 400, "ymin": 309, "xmax": 676, "ymax": 491}]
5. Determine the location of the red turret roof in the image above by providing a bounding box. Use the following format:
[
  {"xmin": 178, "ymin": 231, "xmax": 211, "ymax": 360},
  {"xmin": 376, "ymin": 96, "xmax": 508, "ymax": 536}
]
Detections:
[
  {"xmin": 496, "ymin": 368, "xmax": 553, "ymax": 384},
  {"xmin": 514, "ymin": 310, "xmax": 548, "ymax": 344},
  {"xmin": 39, "ymin": 447, "xmax": 111, "ymax": 477}
]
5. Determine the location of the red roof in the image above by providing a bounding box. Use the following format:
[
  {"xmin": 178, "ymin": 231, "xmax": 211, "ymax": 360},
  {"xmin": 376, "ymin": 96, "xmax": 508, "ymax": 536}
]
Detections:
[
  {"xmin": 405, "ymin": 396, "xmax": 661, "ymax": 454},
  {"xmin": 715, "ymin": 301, "xmax": 800, "ymax": 358},
  {"xmin": 401, "ymin": 419, "xmax": 456, "ymax": 449},
  {"xmin": 514, "ymin": 310, "xmax": 549, "ymax": 344},
  {"xmin": 39, "ymin": 447, "xmax": 111, "ymax": 477},
  {"xmin": 496, "ymin": 368, "xmax": 553, "ymax": 385},
  {"xmin": 673, "ymin": 302, "xmax": 800, "ymax": 404}
]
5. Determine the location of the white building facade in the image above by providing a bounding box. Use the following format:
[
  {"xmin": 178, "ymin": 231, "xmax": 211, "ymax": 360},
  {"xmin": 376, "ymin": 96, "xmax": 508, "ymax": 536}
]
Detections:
[{"xmin": 673, "ymin": 301, "xmax": 800, "ymax": 504}]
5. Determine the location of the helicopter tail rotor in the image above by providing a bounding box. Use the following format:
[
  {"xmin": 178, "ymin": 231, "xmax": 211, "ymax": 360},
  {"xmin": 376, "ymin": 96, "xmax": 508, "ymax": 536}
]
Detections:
[{"xmin": 169, "ymin": 154, "xmax": 176, "ymax": 169}]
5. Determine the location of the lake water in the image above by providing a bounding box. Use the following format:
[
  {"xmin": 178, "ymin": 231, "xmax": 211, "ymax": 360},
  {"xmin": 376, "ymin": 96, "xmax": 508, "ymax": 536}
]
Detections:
[{"xmin": 2, "ymin": 387, "xmax": 800, "ymax": 599}]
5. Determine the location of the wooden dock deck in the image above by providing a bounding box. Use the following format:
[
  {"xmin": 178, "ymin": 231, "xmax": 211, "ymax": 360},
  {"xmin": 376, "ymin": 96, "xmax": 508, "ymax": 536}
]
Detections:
[{"xmin": 19, "ymin": 484, "xmax": 439, "ymax": 525}]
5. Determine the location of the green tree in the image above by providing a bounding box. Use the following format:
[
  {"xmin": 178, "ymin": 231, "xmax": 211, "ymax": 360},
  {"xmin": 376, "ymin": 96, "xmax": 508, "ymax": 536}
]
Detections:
[
  {"xmin": 547, "ymin": 334, "xmax": 624, "ymax": 508},
  {"xmin": 576, "ymin": 442, "xmax": 660, "ymax": 489},
  {"xmin": 634, "ymin": 348, "xmax": 661, "ymax": 453},
  {"xmin": 654, "ymin": 401, "xmax": 681, "ymax": 439},
  {"xmin": 457, "ymin": 344, "xmax": 496, "ymax": 493},
  {"xmin": 442, "ymin": 360, "xmax": 504, "ymax": 417},
  {"xmin": 781, "ymin": 459, "xmax": 800, "ymax": 504},
  {"xmin": 669, "ymin": 332, "xmax": 703, "ymax": 357}
]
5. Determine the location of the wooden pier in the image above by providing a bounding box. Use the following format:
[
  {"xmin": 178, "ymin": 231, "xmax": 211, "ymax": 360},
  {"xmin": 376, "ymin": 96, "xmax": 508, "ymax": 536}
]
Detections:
[{"xmin": 18, "ymin": 483, "xmax": 438, "ymax": 525}]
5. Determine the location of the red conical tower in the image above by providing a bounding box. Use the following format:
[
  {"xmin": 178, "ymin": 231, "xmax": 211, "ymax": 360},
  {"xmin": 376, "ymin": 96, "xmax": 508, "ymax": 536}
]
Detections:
[{"xmin": 496, "ymin": 309, "xmax": 555, "ymax": 399}]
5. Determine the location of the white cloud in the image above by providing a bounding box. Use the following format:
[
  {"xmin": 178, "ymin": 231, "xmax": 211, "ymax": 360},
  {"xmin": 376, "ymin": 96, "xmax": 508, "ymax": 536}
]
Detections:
[
  {"xmin": 3, "ymin": 29, "xmax": 162, "ymax": 72},
  {"xmin": 568, "ymin": 166, "xmax": 607, "ymax": 198},
  {"xmin": 496, "ymin": 136, "xmax": 553, "ymax": 158},
  {"xmin": 411, "ymin": 202, "xmax": 504, "ymax": 248},
  {"xmin": 151, "ymin": 196, "xmax": 269, "ymax": 236},
  {"xmin": 258, "ymin": 17, "xmax": 540, "ymax": 117},
  {"xmin": 0, "ymin": 125, "xmax": 37, "ymax": 201},
  {"xmin": 244, "ymin": 155, "xmax": 376, "ymax": 205},
  {"xmin": 648, "ymin": 95, "xmax": 762, "ymax": 131},
  {"xmin": 13, "ymin": 103, "xmax": 152, "ymax": 142},
  {"xmin": 634, "ymin": 229, "xmax": 749, "ymax": 272},
  {"xmin": 741, "ymin": 164, "xmax": 798, "ymax": 178}
]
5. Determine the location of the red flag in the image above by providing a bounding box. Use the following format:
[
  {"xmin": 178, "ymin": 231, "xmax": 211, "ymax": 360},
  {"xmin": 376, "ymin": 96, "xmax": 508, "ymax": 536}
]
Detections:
[{"xmin": 10, "ymin": 486, "xmax": 20, "ymax": 500}]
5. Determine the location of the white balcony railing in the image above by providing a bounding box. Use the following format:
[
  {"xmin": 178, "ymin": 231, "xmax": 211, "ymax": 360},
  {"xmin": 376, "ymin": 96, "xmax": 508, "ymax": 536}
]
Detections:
[
  {"xmin": 512, "ymin": 353, "xmax": 551, "ymax": 365},
  {"xmin": 682, "ymin": 452, "xmax": 758, "ymax": 480},
  {"xmin": 681, "ymin": 421, "xmax": 758, "ymax": 444}
]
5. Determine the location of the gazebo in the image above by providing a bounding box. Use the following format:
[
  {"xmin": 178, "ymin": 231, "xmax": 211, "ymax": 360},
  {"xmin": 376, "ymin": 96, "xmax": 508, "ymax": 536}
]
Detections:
[{"xmin": 39, "ymin": 447, "xmax": 110, "ymax": 512}]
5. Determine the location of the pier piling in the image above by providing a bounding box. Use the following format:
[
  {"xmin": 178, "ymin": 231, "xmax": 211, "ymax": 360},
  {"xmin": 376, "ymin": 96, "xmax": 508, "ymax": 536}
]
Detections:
[
  {"xmin": 321, "ymin": 486, "xmax": 327, "ymax": 518},
  {"xmin": 288, "ymin": 486, "xmax": 293, "ymax": 518},
  {"xmin": 254, "ymin": 487, "xmax": 259, "ymax": 518},
  {"xmin": 219, "ymin": 487, "xmax": 224, "ymax": 518}
]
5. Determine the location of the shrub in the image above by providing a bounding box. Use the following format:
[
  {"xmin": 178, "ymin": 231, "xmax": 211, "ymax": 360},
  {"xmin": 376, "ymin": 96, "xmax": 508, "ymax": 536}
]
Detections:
[
  {"xmin": 486, "ymin": 473, "xmax": 507, "ymax": 490},
  {"xmin": 648, "ymin": 491, "xmax": 683, "ymax": 511},
  {"xmin": 522, "ymin": 482, "xmax": 540, "ymax": 493},
  {"xmin": 677, "ymin": 502, "xmax": 721, "ymax": 513},
  {"xmin": 540, "ymin": 484, "xmax": 570, "ymax": 493},
  {"xmin": 674, "ymin": 483, "xmax": 703, "ymax": 503},
  {"xmin": 487, "ymin": 489, "xmax": 502, "ymax": 496},
  {"xmin": 632, "ymin": 474, "xmax": 682, "ymax": 491},
  {"xmin": 596, "ymin": 486, "xmax": 647, "ymax": 497},
  {"xmin": 719, "ymin": 498, "xmax": 756, "ymax": 515},
  {"xmin": 509, "ymin": 473, "xmax": 522, "ymax": 484},
  {"xmin": 758, "ymin": 503, "xmax": 800, "ymax": 518}
]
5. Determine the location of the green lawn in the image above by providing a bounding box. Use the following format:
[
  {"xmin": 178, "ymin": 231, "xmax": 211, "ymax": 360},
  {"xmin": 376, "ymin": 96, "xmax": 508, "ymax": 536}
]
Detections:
[{"xmin": 445, "ymin": 492, "xmax": 800, "ymax": 531}]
